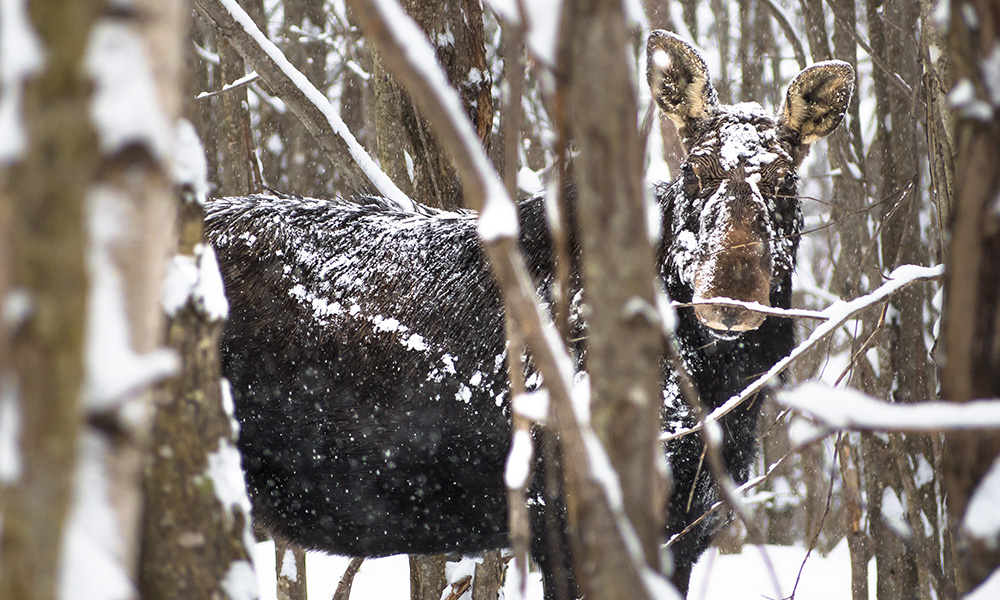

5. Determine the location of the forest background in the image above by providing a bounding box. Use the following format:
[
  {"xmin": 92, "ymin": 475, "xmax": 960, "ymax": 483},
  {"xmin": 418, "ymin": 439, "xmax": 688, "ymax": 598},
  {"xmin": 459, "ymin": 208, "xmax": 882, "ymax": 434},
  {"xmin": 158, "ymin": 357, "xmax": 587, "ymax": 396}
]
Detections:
[{"xmin": 1, "ymin": 0, "xmax": 999, "ymax": 599}]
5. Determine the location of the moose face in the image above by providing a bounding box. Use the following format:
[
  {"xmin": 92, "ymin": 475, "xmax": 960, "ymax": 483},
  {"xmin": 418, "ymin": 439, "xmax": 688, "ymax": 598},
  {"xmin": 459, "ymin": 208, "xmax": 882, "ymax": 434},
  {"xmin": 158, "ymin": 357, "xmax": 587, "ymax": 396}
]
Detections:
[{"xmin": 647, "ymin": 31, "xmax": 854, "ymax": 335}]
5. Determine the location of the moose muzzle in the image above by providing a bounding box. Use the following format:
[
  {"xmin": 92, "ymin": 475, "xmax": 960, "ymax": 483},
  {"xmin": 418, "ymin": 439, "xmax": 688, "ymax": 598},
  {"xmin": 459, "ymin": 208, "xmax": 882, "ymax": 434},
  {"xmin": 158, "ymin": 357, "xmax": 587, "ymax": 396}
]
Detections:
[{"xmin": 692, "ymin": 188, "xmax": 772, "ymax": 333}]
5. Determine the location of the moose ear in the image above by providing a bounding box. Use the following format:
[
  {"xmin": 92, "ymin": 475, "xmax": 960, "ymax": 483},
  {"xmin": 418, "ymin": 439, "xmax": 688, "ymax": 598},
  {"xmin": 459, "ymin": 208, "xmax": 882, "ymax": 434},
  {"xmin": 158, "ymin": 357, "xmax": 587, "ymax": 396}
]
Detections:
[
  {"xmin": 646, "ymin": 30, "xmax": 719, "ymax": 133},
  {"xmin": 779, "ymin": 61, "xmax": 855, "ymax": 147}
]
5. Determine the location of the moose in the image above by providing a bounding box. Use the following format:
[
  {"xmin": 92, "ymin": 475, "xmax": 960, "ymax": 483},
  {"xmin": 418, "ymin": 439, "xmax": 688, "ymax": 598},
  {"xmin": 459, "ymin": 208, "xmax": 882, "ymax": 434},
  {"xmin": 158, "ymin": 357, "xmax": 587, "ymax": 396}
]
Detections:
[{"xmin": 206, "ymin": 31, "xmax": 853, "ymax": 597}]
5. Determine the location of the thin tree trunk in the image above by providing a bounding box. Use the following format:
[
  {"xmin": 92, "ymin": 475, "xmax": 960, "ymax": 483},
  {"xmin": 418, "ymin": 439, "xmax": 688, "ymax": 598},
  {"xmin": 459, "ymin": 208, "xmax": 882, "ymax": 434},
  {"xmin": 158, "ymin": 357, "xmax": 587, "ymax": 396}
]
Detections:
[
  {"xmin": 139, "ymin": 190, "xmax": 257, "ymax": 598},
  {"xmin": 371, "ymin": 0, "xmax": 493, "ymax": 209},
  {"xmin": 557, "ymin": 0, "xmax": 665, "ymax": 596},
  {"xmin": 409, "ymin": 554, "xmax": 447, "ymax": 600},
  {"xmin": 863, "ymin": 1, "xmax": 929, "ymax": 597},
  {"xmin": 275, "ymin": 540, "xmax": 308, "ymax": 600},
  {"xmin": 139, "ymin": 5, "xmax": 257, "ymax": 593},
  {"xmin": 218, "ymin": 37, "xmax": 259, "ymax": 194}
]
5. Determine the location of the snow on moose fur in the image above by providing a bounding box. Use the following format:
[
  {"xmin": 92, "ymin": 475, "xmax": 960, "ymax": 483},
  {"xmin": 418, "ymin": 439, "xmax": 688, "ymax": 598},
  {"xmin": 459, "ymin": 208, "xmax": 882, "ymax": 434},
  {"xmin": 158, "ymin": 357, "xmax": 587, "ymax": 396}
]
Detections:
[{"xmin": 206, "ymin": 31, "xmax": 853, "ymax": 596}]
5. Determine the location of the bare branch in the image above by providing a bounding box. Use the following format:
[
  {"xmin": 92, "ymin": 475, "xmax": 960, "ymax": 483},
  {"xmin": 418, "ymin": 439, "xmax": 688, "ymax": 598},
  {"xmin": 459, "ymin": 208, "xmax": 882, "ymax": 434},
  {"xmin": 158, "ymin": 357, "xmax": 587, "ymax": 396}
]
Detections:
[
  {"xmin": 758, "ymin": 0, "xmax": 807, "ymax": 69},
  {"xmin": 674, "ymin": 298, "xmax": 827, "ymax": 321},
  {"xmin": 663, "ymin": 264, "xmax": 944, "ymax": 442},
  {"xmin": 195, "ymin": 71, "xmax": 259, "ymax": 100},
  {"xmin": 333, "ymin": 558, "xmax": 365, "ymax": 600},
  {"xmin": 193, "ymin": 0, "xmax": 415, "ymax": 209}
]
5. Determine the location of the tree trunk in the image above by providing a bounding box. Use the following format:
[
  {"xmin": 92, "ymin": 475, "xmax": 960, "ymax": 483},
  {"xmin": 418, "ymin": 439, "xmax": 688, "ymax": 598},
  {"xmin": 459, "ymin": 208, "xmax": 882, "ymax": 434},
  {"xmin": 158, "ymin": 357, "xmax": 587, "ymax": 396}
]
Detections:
[
  {"xmin": 862, "ymin": 1, "xmax": 931, "ymax": 597},
  {"xmin": 371, "ymin": 0, "xmax": 493, "ymax": 209},
  {"xmin": 139, "ymin": 6, "xmax": 257, "ymax": 590},
  {"xmin": 139, "ymin": 190, "xmax": 257, "ymax": 598},
  {"xmin": 0, "ymin": 1, "xmax": 100, "ymax": 598},
  {"xmin": 941, "ymin": 1, "xmax": 1000, "ymax": 594},
  {"xmin": 557, "ymin": 0, "xmax": 666, "ymax": 596}
]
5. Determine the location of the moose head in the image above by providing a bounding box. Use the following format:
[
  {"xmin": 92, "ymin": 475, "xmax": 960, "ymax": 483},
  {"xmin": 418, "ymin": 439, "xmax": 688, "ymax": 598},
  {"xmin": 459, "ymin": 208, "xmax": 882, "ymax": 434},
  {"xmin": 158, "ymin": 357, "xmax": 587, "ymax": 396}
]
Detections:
[{"xmin": 647, "ymin": 31, "xmax": 854, "ymax": 335}]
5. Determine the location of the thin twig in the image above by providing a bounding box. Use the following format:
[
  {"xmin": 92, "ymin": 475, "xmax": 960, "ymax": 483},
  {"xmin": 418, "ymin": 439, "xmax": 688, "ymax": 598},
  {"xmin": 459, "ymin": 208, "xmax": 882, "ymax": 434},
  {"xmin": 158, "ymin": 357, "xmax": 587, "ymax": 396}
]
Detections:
[
  {"xmin": 332, "ymin": 557, "xmax": 365, "ymax": 600},
  {"xmin": 196, "ymin": 71, "xmax": 260, "ymax": 99},
  {"xmin": 673, "ymin": 299, "xmax": 827, "ymax": 321},
  {"xmin": 789, "ymin": 433, "xmax": 840, "ymax": 599},
  {"xmin": 758, "ymin": 0, "xmax": 807, "ymax": 70},
  {"xmin": 662, "ymin": 264, "xmax": 944, "ymax": 443}
]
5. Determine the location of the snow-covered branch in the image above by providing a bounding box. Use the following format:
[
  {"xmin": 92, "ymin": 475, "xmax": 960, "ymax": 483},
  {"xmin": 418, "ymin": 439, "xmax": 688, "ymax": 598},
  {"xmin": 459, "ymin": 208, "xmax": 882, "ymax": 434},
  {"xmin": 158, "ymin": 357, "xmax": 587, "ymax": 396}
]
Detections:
[
  {"xmin": 663, "ymin": 264, "xmax": 944, "ymax": 442},
  {"xmin": 343, "ymin": 0, "xmax": 517, "ymax": 240},
  {"xmin": 778, "ymin": 382, "xmax": 1000, "ymax": 432},
  {"xmin": 193, "ymin": 0, "xmax": 415, "ymax": 211},
  {"xmin": 675, "ymin": 298, "xmax": 827, "ymax": 321}
]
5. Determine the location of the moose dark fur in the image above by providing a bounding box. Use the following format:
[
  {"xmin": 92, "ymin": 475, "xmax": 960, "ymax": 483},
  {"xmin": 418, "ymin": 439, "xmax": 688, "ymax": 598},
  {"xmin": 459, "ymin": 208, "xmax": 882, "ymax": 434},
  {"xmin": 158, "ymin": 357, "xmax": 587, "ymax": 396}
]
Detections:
[{"xmin": 207, "ymin": 32, "xmax": 853, "ymax": 596}]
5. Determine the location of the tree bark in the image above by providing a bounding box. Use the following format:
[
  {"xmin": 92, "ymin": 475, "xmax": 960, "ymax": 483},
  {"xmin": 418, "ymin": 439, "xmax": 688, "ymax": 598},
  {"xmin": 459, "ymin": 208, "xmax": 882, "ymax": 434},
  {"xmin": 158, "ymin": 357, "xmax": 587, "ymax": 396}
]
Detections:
[
  {"xmin": 371, "ymin": 0, "xmax": 493, "ymax": 209},
  {"xmin": 139, "ymin": 196, "xmax": 256, "ymax": 598},
  {"xmin": 557, "ymin": 0, "xmax": 666, "ymax": 594},
  {"xmin": 941, "ymin": 1, "xmax": 1000, "ymax": 594},
  {"xmin": 0, "ymin": 1, "xmax": 100, "ymax": 598},
  {"xmin": 139, "ymin": 9, "xmax": 257, "ymax": 589}
]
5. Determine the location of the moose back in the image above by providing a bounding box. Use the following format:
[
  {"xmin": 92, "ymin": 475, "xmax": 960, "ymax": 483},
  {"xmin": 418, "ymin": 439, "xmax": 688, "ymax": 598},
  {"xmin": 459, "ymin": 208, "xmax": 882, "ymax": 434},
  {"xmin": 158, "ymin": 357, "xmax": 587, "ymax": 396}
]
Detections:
[{"xmin": 207, "ymin": 31, "xmax": 853, "ymax": 595}]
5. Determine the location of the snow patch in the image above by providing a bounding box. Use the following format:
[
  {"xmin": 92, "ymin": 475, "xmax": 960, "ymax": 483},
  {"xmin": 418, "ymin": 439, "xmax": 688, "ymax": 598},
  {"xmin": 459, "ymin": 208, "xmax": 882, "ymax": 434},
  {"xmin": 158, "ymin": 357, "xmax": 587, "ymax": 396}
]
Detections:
[
  {"xmin": 0, "ymin": 378, "xmax": 22, "ymax": 483},
  {"xmin": 206, "ymin": 438, "xmax": 254, "ymax": 519},
  {"xmin": 435, "ymin": 24, "xmax": 455, "ymax": 47},
  {"xmin": 0, "ymin": 0, "xmax": 45, "ymax": 163},
  {"xmin": 962, "ymin": 454, "xmax": 1000, "ymax": 548},
  {"xmin": 443, "ymin": 557, "xmax": 479, "ymax": 600},
  {"xmin": 404, "ymin": 333, "xmax": 427, "ymax": 351},
  {"xmin": 505, "ymin": 429, "xmax": 533, "ymax": 489},
  {"xmin": 162, "ymin": 243, "xmax": 230, "ymax": 320},
  {"xmin": 478, "ymin": 178, "xmax": 519, "ymax": 241},
  {"xmin": 914, "ymin": 453, "xmax": 935, "ymax": 488},
  {"xmin": 173, "ymin": 120, "xmax": 211, "ymax": 205},
  {"xmin": 87, "ymin": 187, "xmax": 179, "ymax": 410},
  {"xmin": 58, "ymin": 432, "xmax": 134, "ymax": 600},
  {"xmin": 513, "ymin": 390, "xmax": 550, "ymax": 423},
  {"xmin": 881, "ymin": 487, "xmax": 910, "ymax": 538},
  {"xmin": 222, "ymin": 560, "xmax": 259, "ymax": 600},
  {"xmin": 279, "ymin": 548, "xmax": 297, "ymax": 580},
  {"xmin": 221, "ymin": 378, "xmax": 240, "ymax": 436},
  {"xmin": 85, "ymin": 19, "xmax": 172, "ymax": 160}
]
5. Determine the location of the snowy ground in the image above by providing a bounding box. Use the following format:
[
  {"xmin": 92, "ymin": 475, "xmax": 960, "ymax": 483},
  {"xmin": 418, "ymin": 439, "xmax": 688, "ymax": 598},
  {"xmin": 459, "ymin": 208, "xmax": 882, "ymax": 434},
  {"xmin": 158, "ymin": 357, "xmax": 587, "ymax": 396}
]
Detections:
[{"xmin": 254, "ymin": 539, "xmax": 873, "ymax": 600}]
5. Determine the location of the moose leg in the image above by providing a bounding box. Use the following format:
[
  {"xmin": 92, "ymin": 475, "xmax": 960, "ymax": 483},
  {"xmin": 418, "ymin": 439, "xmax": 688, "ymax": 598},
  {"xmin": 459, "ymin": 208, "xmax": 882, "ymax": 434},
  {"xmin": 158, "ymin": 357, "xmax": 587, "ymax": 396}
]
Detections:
[{"xmin": 529, "ymin": 428, "xmax": 579, "ymax": 600}]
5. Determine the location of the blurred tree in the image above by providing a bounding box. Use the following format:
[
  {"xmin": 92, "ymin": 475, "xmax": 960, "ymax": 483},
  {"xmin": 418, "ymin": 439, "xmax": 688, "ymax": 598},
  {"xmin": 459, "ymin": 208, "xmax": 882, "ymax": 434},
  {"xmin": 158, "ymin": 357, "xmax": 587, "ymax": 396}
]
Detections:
[
  {"xmin": 941, "ymin": 0, "xmax": 1000, "ymax": 595},
  {"xmin": 0, "ymin": 0, "xmax": 99, "ymax": 596}
]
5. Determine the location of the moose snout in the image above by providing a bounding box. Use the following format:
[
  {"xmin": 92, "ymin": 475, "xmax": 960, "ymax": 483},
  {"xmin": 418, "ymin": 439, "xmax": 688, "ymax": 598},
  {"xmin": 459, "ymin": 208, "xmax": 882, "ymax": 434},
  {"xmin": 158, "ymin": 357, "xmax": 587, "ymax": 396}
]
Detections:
[
  {"xmin": 693, "ymin": 251, "xmax": 771, "ymax": 333},
  {"xmin": 693, "ymin": 301, "xmax": 766, "ymax": 332}
]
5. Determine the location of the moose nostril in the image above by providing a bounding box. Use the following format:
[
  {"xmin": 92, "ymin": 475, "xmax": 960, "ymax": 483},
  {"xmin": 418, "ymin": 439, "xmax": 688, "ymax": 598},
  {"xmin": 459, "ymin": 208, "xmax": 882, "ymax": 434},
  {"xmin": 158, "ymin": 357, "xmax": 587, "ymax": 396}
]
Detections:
[{"xmin": 721, "ymin": 312, "xmax": 741, "ymax": 329}]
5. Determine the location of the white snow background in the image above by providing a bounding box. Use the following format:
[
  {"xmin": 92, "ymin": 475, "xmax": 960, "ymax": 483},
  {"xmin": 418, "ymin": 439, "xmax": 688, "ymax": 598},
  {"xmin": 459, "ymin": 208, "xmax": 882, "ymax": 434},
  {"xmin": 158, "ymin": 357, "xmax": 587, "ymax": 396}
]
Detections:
[{"xmin": 251, "ymin": 539, "xmax": 873, "ymax": 600}]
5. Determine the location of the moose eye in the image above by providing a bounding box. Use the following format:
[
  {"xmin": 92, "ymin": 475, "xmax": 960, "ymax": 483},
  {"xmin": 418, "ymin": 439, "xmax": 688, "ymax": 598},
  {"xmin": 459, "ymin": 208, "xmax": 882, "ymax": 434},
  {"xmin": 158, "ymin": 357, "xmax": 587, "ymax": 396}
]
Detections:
[{"xmin": 682, "ymin": 164, "xmax": 700, "ymax": 188}]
